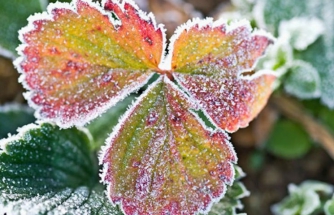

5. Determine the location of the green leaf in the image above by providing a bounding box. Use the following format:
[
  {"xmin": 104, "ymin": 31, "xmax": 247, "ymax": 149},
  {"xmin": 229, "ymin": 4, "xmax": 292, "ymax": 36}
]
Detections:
[
  {"xmin": 297, "ymin": 35, "xmax": 334, "ymax": 108},
  {"xmin": 325, "ymin": 195, "xmax": 334, "ymax": 215},
  {"xmin": 233, "ymin": 165, "xmax": 246, "ymax": 181},
  {"xmin": 255, "ymin": 38, "xmax": 293, "ymax": 77},
  {"xmin": 204, "ymin": 166, "xmax": 249, "ymax": 215},
  {"xmin": 0, "ymin": 123, "xmax": 121, "ymax": 214},
  {"xmin": 0, "ymin": 104, "xmax": 35, "ymax": 139},
  {"xmin": 0, "ymin": 0, "xmax": 46, "ymax": 58},
  {"xmin": 255, "ymin": 0, "xmax": 334, "ymax": 108},
  {"xmin": 272, "ymin": 181, "xmax": 334, "ymax": 215},
  {"xmin": 278, "ymin": 17, "xmax": 324, "ymax": 51},
  {"xmin": 266, "ymin": 120, "xmax": 312, "ymax": 159},
  {"xmin": 255, "ymin": 0, "xmax": 309, "ymax": 35},
  {"xmin": 87, "ymin": 94, "xmax": 137, "ymax": 150},
  {"xmin": 100, "ymin": 77, "xmax": 237, "ymax": 214},
  {"xmin": 1, "ymin": 186, "xmax": 122, "ymax": 215},
  {"xmin": 284, "ymin": 61, "xmax": 321, "ymax": 99},
  {"xmin": 207, "ymin": 182, "xmax": 249, "ymax": 215}
]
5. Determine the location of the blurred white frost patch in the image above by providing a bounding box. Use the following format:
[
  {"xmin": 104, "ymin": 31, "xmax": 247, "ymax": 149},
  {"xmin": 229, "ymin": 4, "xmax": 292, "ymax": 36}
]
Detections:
[
  {"xmin": 255, "ymin": 38, "xmax": 293, "ymax": 77},
  {"xmin": 320, "ymin": 69, "xmax": 334, "ymax": 109},
  {"xmin": 272, "ymin": 181, "xmax": 333, "ymax": 215},
  {"xmin": 279, "ymin": 17, "xmax": 325, "ymax": 51},
  {"xmin": 231, "ymin": 0, "xmax": 254, "ymax": 11},
  {"xmin": 284, "ymin": 60, "xmax": 321, "ymax": 99},
  {"xmin": 0, "ymin": 187, "xmax": 119, "ymax": 215}
]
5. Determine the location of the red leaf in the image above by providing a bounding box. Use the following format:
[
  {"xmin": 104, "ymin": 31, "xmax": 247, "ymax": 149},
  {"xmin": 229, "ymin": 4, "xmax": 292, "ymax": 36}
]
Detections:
[
  {"xmin": 101, "ymin": 77, "xmax": 237, "ymax": 214},
  {"xmin": 15, "ymin": 0, "xmax": 165, "ymax": 127},
  {"xmin": 169, "ymin": 19, "xmax": 276, "ymax": 132},
  {"xmin": 174, "ymin": 73, "xmax": 276, "ymax": 132}
]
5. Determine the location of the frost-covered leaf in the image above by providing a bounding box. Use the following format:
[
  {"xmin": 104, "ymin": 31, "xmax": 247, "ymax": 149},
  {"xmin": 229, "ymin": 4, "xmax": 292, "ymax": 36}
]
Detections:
[
  {"xmin": 279, "ymin": 17, "xmax": 324, "ymax": 51},
  {"xmin": 298, "ymin": 36, "xmax": 334, "ymax": 108},
  {"xmin": 207, "ymin": 182, "xmax": 248, "ymax": 215},
  {"xmin": 100, "ymin": 77, "xmax": 237, "ymax": 215},
  {"xmin": 255, "ymin": 38, "xmax": 293, "ymax": 76},
  {"xmin": 1, "ymin": 186, "xmax": 122, "ymax": 215},
  {"xmin": 168, "ymin": 19, "xmax": 275, "ymax": 132},
  {"xmin": 0, "ymin": 103, "xmax": 35, "ymax": 139},
  {"xmin": 272, "ymin": 181, "xmax": 334, "ymax": 215},
  {"xmin": 169, "ymin": 19, "xmax": 272, "ymax": 76},
  {"xmin": 325, "ymin": 195, "xmax": 334, "ymax": 215},
  {"xmin": 87, "ymin": 94, "xmax": 137, "ymax": 150},
  {"xmin": 254, "ymin": 0, "xmax": 309, "ymax": 35},
  {"xmin": 254, "ymin": 0, "xmax": 334, "ymax": 108},
  {"xmin": 266, "ymin": 120, "xmax": 312, "ymax": 159},
  {"xmin": 205, "ymin": 165, "xmax": 249, "ymax": 215},
  {"xmin": 254, "ymin": 0, "xmax": 330, "ymax": 37},
  {"xmin": 0, "ymin": 0, "xmax": 46, "ymax": 58},
  {"xmin": 284, "ymin": 61, "xmax": 321, "ymax": 99},
  {"xmin": 16, "ymin": 0, "xmax": 165, "ymax": 127},
  {"xmin": 0, "ymin": 123, "xmax": 121, "ymax": 214},
  {"xmin": 0, "ymin": 123, "xmax": 97, "ymax": 197}
]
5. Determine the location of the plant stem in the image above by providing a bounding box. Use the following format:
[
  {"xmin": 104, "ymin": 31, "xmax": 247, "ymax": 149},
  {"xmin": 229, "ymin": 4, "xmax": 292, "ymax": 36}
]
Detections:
[{"xmin": 270, "ymin": 94, "xmax": 334, "ymax": 160}]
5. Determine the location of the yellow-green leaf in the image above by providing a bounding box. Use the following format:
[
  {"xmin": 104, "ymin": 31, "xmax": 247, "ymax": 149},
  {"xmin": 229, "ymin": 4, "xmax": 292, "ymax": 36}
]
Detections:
[
  {"xmin": 168, "ymin": 19, "xmax": 275, "ymax": 132},
  {"xmin": 100, "ymin": 77, "xmax": 237, "ymax": 214},
  {"xmin": 15, "ymin": 0, "xmax": 165, "ymax": 127}
]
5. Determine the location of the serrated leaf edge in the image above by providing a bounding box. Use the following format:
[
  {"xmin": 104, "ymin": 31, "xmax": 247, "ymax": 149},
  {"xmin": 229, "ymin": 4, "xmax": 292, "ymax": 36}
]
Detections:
[
  {"xmin": 0, "ymin": 123, "xmax": 39, "ymax": 153},
  {"xmin": 14, "ymin": 0, "xmax": 166, "ymax": 128},
  {"xmin": 173, "ymin": 69, "xmax": 276, "ymax": 133},
  {"xmin": 0, "ymin": 122, "xmax": 93, "ymax": 155},
  {"xmin": 99, "ymin": 75, "xmax": 238, "ymax": 214},
  {"xmin": 161, "ymin": 18, "xmax": 276, "ymax": 76},
  {"xmin": 98, "ymin": 77, "xmax": 165, "ymax": 212}
]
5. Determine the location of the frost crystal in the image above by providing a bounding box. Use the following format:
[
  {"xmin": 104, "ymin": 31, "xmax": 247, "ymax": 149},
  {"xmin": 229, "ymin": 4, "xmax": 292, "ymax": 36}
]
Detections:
[
  {"xmin": 15, "ymin": 0, "xmax": 276, "ymax": 214},
  {"xmin": 15, "ymin": 0, "xmax": 165, "ymax": 128},
  {"xmin": 284, "ymin": 60, "xmax": 321, "ymax": 99},
  {"xmin": 279, "ymin": 17, "xmax": 325, "ymax": 51},
  {"xmin": 101, "ymin": 77, "xmax": 237, "ymax": 214}
]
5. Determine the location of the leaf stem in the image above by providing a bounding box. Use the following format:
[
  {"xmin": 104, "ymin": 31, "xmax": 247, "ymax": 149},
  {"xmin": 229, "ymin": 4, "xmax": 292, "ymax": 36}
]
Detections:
[
  {"xmin": 270, "ymin": 94, "xmax": 334, "ymax": 160},
  {"xmin": 155, "ymin": 69, "xmax": 174, "ymax": 81}
]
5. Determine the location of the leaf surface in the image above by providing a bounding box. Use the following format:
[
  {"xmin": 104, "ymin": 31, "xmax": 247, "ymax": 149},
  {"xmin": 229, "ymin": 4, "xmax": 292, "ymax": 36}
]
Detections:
[
  {"xmin": 325, "ymin": 195, "xmax": 334, "ymax": 215},
  {"xmin": 256, "ymin": 0, "xmax": 334, "ymax": 108},
  {"xmin": 266, "ymin": 120, "xmax": 312, "ymax": 159},
  {"xmin": 272, "ymin": 181, "xmax": 334, "ymax": 215},
  {"xmin": 16, "ymin": 0, "xmax": 165, "ymax": 127},
  {"xmin": 204, "ymin": 166, "xmax": 249, "ymax": 215},
  {"xmin": 0, "ymin": 123, "xmax": 121, "ymax": 214},
  {"xmin": 169, "ymin": 20, "xmax": 275, "ymax": 132},
  {"xmin": 284, "ymin": 61, "xmax": 321, "ymax": 99},
  {"xmin": 1, "ymin": 186, "xmax": 122, "ymax": 215},
  {"xmin": 101, "ymin": 77, "xmax": 237, "ymax": 215}
]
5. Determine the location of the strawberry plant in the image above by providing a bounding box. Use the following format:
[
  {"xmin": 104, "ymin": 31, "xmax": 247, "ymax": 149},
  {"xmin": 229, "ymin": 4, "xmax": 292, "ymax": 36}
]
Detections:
[
  {"xmin": 2, "ymin": 0, "xmax": 333, "ymax": 214},
  {"xmin": 0, "ymin": 0, "xmax": 275, "ymax": 214}
]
